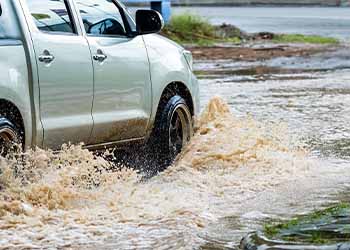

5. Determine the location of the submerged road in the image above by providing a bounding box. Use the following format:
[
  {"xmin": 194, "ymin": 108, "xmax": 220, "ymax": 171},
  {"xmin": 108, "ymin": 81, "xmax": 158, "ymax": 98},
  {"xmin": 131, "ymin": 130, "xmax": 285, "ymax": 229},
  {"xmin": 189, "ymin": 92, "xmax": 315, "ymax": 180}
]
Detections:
[
  {"xmin": 2, "ymin": 6, "xmax": 350, "ymax": 248},
  {"xmin": 2, "ymin": 45, "xmax": 350, "ymax": 249}
]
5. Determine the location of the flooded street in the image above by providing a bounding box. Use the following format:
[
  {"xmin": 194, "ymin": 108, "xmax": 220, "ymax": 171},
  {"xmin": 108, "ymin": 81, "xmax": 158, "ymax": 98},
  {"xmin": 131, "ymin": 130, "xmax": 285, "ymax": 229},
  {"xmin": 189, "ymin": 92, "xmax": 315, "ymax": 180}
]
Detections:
[
  {"xmin": 197, "ymin": 46, "xmax": 350, "ymax": 160},
  {"xmin": 1, "ymin": 44, "xmax": 350, "ymax": 249},
  {"xmin": 195, "ymin": 45, "xmax": 350, "ymax": 249},
  {"xmin": 2, "ymin": 5, "xmax": 350, "ymax": 247}
]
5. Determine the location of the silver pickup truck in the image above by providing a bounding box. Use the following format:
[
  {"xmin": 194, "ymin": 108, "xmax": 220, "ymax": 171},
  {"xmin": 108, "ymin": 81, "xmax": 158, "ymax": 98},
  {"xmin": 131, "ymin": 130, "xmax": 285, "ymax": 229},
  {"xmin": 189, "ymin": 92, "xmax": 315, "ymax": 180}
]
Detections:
[{"xmin": 0, "ymin": 0, "xmax": 199, "ymax": 165}]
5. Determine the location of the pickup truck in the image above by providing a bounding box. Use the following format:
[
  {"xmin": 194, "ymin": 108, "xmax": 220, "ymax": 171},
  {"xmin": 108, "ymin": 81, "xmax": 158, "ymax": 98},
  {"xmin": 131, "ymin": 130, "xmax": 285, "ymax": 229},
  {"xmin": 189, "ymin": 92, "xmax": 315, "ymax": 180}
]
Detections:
[{"xmin": 0, "ymin": 0, "xmax": 199, "ymax": 166}]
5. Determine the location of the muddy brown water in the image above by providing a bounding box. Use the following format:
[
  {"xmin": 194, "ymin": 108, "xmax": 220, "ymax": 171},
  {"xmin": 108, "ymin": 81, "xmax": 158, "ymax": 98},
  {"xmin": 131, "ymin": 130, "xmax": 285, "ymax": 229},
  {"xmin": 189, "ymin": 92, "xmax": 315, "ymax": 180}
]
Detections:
[{"xmin": 2, "ymin": 47, "xmax": 350, "ymax": 249}]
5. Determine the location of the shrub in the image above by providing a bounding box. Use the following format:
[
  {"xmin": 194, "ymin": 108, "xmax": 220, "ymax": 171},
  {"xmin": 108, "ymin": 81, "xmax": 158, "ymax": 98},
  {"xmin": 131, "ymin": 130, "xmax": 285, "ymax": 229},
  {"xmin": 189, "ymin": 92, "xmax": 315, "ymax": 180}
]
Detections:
[{"xmin": 162, "ymin": 13, "xmax": 217, "ymax": 45}]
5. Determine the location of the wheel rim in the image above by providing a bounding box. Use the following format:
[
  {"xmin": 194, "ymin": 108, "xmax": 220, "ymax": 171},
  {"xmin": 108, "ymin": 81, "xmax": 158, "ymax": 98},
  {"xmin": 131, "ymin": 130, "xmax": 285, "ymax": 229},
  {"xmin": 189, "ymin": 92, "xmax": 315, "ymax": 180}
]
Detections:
[
  {"xmin": 169, "ymin": 104, "xmax": 193, "ymax": 156},
  {"xmin": 0, "ymin": 127, "xmax": 18, "ymax": 156}
]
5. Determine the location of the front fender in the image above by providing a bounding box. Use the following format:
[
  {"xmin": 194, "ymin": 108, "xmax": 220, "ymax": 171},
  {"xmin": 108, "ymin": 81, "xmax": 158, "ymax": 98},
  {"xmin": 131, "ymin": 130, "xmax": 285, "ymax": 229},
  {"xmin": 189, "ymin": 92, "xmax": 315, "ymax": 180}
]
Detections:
[{"xmin": 143, "ymin": 34, "xmax": 198, "ymax": 126}]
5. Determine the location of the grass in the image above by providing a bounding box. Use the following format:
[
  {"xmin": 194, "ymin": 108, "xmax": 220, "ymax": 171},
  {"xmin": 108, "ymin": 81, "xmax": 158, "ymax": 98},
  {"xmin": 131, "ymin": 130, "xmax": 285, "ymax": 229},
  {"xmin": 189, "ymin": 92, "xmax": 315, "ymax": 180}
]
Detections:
[
  {"xmin": 273, "ymin": 34, "xmax": 339, "ymax": 44},
  {"xmin": 162, "ymin": 13, "xmax": 241, "ymax": 46},
  {"xmin": 161, "ymin": 14, "xmax": 339, "ymax": 46},
  {"xmin": 263, "ymin": 203, "xmax": 350, "ymax": 244}
]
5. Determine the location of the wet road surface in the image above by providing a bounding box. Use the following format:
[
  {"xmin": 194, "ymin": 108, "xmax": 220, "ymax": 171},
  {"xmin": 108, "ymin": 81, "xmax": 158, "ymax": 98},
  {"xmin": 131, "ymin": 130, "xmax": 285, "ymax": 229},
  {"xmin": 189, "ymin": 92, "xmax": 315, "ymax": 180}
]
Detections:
[
  {"xmin": 195, "ymin": 45, "xmax": 350, "ymax": 249},
  {"xmin": 1, "ymin": 46, "xmax": 350, "ymax": 249}
]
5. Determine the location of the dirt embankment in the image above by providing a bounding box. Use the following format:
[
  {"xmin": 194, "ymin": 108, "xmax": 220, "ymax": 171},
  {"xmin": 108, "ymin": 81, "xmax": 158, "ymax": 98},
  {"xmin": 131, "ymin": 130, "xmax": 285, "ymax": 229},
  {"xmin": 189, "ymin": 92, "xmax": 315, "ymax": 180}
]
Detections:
[{"xmin": 188, "ymin": 44, "xmax": 336, "ymax": 61}]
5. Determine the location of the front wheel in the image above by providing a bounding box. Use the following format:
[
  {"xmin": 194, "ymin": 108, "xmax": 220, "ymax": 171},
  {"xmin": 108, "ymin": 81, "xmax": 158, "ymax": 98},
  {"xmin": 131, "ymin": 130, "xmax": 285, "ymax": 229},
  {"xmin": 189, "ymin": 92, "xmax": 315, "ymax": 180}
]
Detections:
[{"xmin": 151, "ymin": 95, "xmax": 193, "ymax": 168}]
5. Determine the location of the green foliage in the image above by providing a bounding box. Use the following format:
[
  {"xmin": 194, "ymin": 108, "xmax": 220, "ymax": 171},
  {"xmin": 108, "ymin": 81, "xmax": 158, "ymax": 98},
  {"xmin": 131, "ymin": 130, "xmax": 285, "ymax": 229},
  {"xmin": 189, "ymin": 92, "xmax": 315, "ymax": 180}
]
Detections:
[
  {"xmin": 161, "ymin": 14, "xmax": 338, "ymax": 46},
  {"xmin": 264, "ymin": 218, "xmax": 299, "ymax": 238},
  {"xmin": 263, "ymin": 203, "xmax": 350, "ymax": 244},
  {"xmin": 273, "ymin": 34, "xmax": 339, "ymax": 44},
  {"xmin": 162, "ymin": 13, "xmax": 241, "ymax": 46},
  {"xmin": 162, "ymin": 13, "xmax": 215, "ymax": 45},
  {"xmin": 225, "ymin": 37, "xmax": 242, "ymax": 44}
]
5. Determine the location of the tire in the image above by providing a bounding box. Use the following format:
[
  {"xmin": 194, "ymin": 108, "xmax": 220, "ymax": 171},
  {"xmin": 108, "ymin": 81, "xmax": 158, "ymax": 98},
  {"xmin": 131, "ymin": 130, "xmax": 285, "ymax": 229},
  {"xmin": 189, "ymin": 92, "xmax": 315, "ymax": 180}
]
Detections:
[
  {"xmin": 0, "ymin": 117, "xmax": 20, "ymax": 157},
  {"xmin": 150, "ymin": 95, "xmax": 193, "ymax": 169}
]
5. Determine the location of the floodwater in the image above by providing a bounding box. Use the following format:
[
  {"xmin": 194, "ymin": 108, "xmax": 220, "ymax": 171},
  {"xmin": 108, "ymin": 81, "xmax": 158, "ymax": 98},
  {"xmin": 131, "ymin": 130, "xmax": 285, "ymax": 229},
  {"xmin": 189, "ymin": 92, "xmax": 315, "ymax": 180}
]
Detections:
[
  {"xmin": 1, "ymin": 7, "xmax": 348, "ymax": 249},
  {"xmin": 1, "ymin": 45, "xmax": 350, "ymax": 249},
  {"xmin": 172, "ymin": 7, "xmax": 350, "ymax": 41}
]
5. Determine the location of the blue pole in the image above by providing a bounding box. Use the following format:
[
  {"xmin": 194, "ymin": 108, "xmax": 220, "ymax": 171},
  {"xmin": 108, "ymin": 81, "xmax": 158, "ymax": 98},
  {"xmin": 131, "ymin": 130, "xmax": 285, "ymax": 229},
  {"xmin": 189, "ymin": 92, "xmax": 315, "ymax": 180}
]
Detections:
[
  {"xmin": 122, "ymin": 0, "xmax": 171, "ymax": 23},
  {"xmin": 150, "ymin": 0, "xmax": 171, "ymax": 23}
]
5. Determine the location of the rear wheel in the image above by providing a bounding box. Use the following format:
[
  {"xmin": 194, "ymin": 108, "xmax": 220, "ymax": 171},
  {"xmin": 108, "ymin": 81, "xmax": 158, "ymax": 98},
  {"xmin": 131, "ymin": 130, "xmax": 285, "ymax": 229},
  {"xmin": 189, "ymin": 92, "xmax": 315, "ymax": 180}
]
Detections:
[
  {"xmin": 151, "ymin": 95, "xmax": 193, "ymax": 169},
  {"xmin": 0, "ymin": 118, "xmax": 20, "ymax": 157}
]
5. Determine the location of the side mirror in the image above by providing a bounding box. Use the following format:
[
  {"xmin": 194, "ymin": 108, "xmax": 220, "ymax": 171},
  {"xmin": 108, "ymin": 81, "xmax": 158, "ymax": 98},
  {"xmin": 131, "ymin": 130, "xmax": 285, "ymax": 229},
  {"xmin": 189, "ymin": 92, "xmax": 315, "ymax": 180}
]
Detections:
[{"xmin": 136, "ymin": 9, "xmax": 164, "ymax": 35}]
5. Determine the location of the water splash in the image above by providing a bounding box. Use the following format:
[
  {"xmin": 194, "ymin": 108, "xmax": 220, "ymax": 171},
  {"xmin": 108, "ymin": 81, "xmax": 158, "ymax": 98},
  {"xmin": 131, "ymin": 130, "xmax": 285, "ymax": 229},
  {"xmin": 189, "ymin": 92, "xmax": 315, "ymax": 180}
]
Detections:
[{"xmin": 0, "ymin": 97, "xmax": 334, "ymax": 249}]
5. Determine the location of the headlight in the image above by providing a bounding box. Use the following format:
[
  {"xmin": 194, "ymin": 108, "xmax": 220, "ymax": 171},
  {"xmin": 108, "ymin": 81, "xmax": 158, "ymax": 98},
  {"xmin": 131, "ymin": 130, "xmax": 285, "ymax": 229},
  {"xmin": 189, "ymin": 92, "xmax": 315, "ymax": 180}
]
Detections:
[{"xmin": 183, "ymin": 50, "xmax": 193, "ymax": 71}]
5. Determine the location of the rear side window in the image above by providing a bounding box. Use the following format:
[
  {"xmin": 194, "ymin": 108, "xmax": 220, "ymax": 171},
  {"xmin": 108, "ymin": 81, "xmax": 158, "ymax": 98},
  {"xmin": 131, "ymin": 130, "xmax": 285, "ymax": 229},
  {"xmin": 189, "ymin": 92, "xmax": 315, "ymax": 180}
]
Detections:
[
  {"xmin": 26, "ymin": 0, "xmax": 76, "ymax": 34},
  {"xmin": 75, "ymin": 0, "xmax": 127, "ymax": 36}
]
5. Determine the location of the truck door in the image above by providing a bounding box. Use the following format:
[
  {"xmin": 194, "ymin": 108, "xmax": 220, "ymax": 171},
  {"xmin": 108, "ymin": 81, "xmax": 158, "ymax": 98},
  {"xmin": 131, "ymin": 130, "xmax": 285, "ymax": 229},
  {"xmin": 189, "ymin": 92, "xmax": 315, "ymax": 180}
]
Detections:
[
  {"xmin": 75, "ymin": 0, "xmax": 152, "ymax": 144},
  {"xmin": 24, "ymin": 0, "xmax": 94, "ymax": 149}
]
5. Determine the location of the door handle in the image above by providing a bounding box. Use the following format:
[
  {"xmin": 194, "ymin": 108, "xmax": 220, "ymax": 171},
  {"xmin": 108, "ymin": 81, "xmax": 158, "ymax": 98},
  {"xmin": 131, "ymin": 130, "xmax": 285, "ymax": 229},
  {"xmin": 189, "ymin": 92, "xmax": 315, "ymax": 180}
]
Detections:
[
  {"xmin": 39, "ymin": 50, "xmax": 55, "ymax": 63},
  {"xmin": 93, "ymin": 49, "xmax": 107, "ymax": 62}
]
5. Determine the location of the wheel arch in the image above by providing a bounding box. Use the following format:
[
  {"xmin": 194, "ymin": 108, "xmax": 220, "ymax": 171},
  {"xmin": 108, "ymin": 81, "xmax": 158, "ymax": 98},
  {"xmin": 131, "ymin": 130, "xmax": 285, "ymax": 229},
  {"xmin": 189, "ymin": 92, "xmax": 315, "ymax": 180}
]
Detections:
[{"xmin": 156, "ymin": 82, "xmax": 195, "ymax": 120}]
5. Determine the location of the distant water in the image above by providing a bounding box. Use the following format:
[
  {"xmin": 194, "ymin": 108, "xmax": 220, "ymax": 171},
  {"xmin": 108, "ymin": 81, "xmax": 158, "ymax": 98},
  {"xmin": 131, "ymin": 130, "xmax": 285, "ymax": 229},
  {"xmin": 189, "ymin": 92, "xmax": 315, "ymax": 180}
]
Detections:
[{"xmin": 171, "ymin": 7, "xmax": 350, "ymax": 40}]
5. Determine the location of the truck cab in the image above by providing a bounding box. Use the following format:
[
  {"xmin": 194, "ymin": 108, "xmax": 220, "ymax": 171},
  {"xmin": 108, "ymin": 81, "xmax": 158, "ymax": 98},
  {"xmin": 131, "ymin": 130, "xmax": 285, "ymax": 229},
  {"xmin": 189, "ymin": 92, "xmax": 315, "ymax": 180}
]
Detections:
[{"xmin": 0, "ymin": 0, "xmax": 199, "ymax": 165}]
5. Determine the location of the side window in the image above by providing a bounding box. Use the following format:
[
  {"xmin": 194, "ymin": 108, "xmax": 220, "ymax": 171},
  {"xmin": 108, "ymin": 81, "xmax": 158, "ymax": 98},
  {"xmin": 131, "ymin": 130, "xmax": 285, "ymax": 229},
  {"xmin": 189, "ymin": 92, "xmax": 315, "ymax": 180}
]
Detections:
[
  {"xmin": 75, "ymin": 0, "xmax": 127, "ymax": 36},
  {"xmin": 26, "ymin": 0, "xmax": 75, "ymax": 34},
  {"xmin": 0, "ymin": 0, "xmax": 21, "ymax": 39}
]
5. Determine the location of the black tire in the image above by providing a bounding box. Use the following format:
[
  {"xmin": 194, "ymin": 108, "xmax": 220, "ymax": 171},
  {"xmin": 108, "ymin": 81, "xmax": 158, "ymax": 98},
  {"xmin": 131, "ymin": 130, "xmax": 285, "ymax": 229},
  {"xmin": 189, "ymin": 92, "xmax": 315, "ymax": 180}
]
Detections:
[
  {"xmin": 0, "ymin": 117, "xmax": 21, "ymax": 157},
  {"xmin": 150, "ymin": 95, "xmax": 193, "ymax": 169}
]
